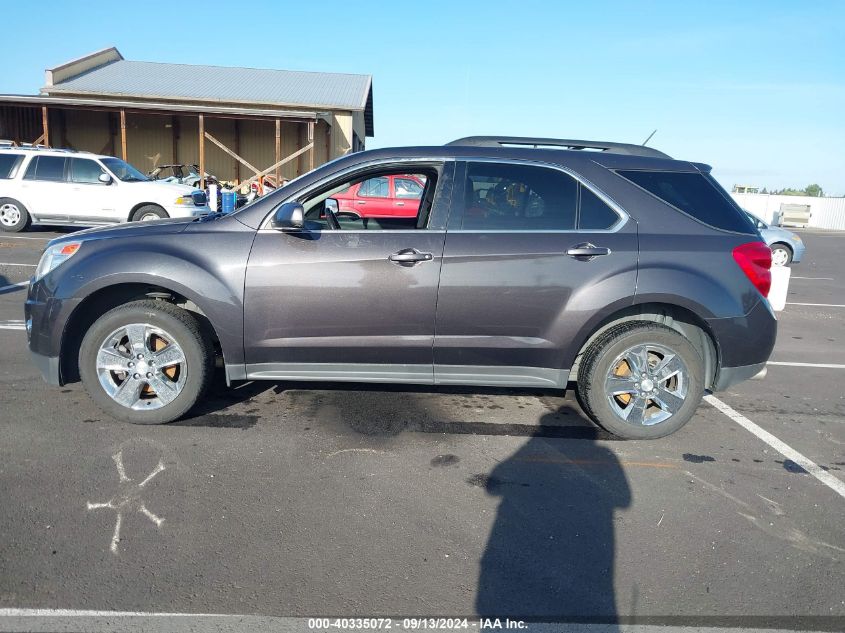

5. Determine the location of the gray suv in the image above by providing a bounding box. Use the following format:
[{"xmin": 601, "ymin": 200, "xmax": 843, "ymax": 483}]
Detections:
[{"xmin": 26, "ymin": 137, "xmax": 776, "ymax": 439}]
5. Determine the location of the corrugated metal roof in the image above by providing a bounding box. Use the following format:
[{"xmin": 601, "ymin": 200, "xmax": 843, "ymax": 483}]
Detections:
[{"xmin": 44, "ymin": 60, "xmax": 372, "ymax": 111}]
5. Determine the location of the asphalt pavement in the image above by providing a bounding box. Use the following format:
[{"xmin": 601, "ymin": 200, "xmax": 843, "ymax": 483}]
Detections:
[{"xmin": 0, "ymin": 227, "xmax": 843, "ymax": 632}]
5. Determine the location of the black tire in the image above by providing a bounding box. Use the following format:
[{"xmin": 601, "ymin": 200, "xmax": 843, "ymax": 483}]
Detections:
[
  {"xmin": 79, "ymin": 300, "xmax": 214, "ymax": 424},
  {"xmin": 131, "ymin": 205, "xmax": 169, "ymax": 222},
  {"xmin": 770, "ymin": 243, "xmax": 793, "ymax": 267},
  {"xmin": 0, "ymin": 198, "xmax": 31, "ymax": 232},
  {"xmin": 576, "ymin": 322, "xmax": 705, "ymax": 440}
]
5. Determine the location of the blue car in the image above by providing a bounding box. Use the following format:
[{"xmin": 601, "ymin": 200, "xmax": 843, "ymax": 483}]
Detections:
[{"xmin": 745, "ymin": 211, "xmax": 805, "ymax": 266}]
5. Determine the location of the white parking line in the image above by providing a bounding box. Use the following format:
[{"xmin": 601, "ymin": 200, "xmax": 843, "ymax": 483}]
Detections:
[
  {"xmin": 0, "ymin": 262, "xmax": 36, "ymax": 267},
  {"xmin": 704, "ymin": 395, "xmax": 845, "ymax": 500},
  {"xmin": 791, "ymin": 276, "xmax": 833, "ymax": 280},
  {"xmin": 768, "ymin": 361, "xmax": 845, "ymax": 369},
  {"xmin": 0, "ymin": 320, "xmax": 26, "ymax": 330},
  {"xmin": 786, "ymin": 302, "xmax": 845, "ymax": 308},
  {"xmin": 0, "ymin": 235, "xmax": 51, "ymax": 240},
  {"xmin": 0, "ymin": 608, "xmax": 224, "ymax": 617},
  {"xmin": 0, "ymin": 281, "xmax": 28, "ymax": 294}
]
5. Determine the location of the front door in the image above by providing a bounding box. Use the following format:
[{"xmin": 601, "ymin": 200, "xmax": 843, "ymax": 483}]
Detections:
[
  {"xmin": 243, "ymin": 161, "xmax": 454, "ymax": 383},
  {"xmin": 434, "ymin": 160, "xmax": 639, "ymax": 388},
  {"xmin": 65, "ymin": 157, "xmax": 118, "ymax": 223}
]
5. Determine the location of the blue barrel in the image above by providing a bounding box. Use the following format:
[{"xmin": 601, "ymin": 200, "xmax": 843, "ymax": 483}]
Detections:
[{"xmin": 221, "ymin": 190, "xmax": 236, "ymax": 213}]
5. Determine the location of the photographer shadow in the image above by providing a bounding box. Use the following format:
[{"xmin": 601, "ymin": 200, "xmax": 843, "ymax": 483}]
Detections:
[{"xmin": 476, "ymin": 408, "xmax": 631, "ymax": 624}]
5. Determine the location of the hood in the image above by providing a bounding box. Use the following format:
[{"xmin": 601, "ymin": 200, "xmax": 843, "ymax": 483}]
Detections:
[
  {"xmin": 129, "ymin": 181, "xmax": 198, "ymax": 197},
  {"xmin": 47, "ymin": 217, "xmax": 193, "ymax": 247}
]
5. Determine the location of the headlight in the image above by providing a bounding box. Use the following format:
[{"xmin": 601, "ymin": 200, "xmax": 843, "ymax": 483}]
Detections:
[
  {"xmin": 34, "ymin": 242, "xmax": 82, "ymax": 281},
  {"xmin": 174, "ymin": 195, "xmax": 195, "ymax": 206}
]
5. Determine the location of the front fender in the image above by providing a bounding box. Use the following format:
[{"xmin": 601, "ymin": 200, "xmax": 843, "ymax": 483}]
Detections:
[{"xmin": 49, "ymin": 229, "xmax": 254, "ymax": 366}]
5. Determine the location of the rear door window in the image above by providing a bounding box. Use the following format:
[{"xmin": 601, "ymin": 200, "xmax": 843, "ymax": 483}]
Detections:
[
  {"xmin": 617, "ymin": 169, "xmax": 756, "ymax": 233},
  {"xmin": 0, "ymin": 153, "xmax": 24, "ymax": 179},
  {"xmin": 24, "ymin": 156, "xmax": 67, "ymax": 182},
  {"xmin": 358, "ymin": 177, "xmax": 389, "ymax": 198},
  {"xmin": 462, "ymin": 162, "xmax": 577, "ymax": 230}
]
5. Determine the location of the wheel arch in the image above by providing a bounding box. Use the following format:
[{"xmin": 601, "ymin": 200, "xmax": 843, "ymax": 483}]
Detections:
[
  {"xmin": 569, "ymin": 301, "xmax": 719, "ymax": 389},
  {"xmin": 59, "ymin": 282, "xmax": 223, "ymax": 384},
  {"xmin": 128, "ymin": 202, "xmax": 167, "ymax": 222}
]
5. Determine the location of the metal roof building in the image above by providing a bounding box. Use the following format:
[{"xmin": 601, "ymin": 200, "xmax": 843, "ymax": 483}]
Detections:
[{"xmin": 0, "ymin": 47, "xmax": 374, "ymax": 185}]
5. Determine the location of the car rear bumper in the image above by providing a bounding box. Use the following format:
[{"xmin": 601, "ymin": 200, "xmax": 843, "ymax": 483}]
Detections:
[
  {"xmin": 712, "ymin": 360, "xmax": 767, "ymax": 391},
  {"xmin": 706, "ymin": 298, "xmax": 777, "ymax": 390}
]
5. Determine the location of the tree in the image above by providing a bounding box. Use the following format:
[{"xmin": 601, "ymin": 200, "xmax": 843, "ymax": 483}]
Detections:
[{"xmin": 804, "ymin": 183, "xmax": 824, "ymax": 197}]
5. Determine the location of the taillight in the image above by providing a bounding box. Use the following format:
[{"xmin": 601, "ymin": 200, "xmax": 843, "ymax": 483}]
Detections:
[{"xmin": 732, "ymin": 241, "xmax": 772, "ymax": 297}]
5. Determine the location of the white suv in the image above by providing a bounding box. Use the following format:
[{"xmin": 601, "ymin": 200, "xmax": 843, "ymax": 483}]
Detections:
[{"xmin": 0, "ymin": 148, "xmax": 209, "ymax": 232}]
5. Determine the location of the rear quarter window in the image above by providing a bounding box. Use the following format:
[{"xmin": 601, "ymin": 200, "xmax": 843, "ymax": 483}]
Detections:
[
  {"xmin": 617, "ymin": 169, "xmax": 756, "ymax": 234},
  {"xmin": 0, "ymin": 153, "xmax": 24, "ymax": 179}
]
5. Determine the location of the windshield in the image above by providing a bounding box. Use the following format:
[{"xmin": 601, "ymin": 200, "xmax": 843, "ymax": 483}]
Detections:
[{"xmin": 101, "ymin": 157, "xmax": 149, "ymax": 182}]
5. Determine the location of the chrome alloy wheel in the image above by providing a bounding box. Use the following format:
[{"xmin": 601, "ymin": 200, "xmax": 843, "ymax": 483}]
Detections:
[
  {"xmin": 96, "ymin": 323, "xmax": 187, "ymax": 410},
  {"xmin": 0, "ymin": 203, "xmax": 21, "ymax": 227},
  {"xmin": 604, "ymin": 343, "xmax": 689, "ymax": 426},
  {"xmin": 139, "ymin": 212, "xmax": 160, "ymax": 221}
]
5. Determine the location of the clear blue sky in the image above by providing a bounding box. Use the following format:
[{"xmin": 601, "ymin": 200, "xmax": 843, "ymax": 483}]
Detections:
[{"xmin": 2, "ymin": 0, "xmax": 843, "ymax": 194}]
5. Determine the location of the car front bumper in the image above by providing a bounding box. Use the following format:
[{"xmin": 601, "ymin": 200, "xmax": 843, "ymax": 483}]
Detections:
[
  {"xmin": 790, "ymin": 238, "xmax": 805, "ymax": 263},
  {"xmin": 165, "ymin": 204, "xmax": 210, "ymax": 219},
  {"xmin": 25, "ymin": 281, "xmax": 81, "ymax": 386}
]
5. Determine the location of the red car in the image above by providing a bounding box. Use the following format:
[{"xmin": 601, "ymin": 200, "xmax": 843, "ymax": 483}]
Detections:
[{"xmin": 333, "ymin": 174, "xmax": 424, "ymax": 218}]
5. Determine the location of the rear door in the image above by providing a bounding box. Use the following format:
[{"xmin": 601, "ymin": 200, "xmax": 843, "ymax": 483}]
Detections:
[
  {"xmin": 19, "ymin": 156, "xmax": 68, "ymax": 222},
  {"xmin": 434, "ymin": 160, "xmax": 638, "ymax": 387},
  {"xmin": 352, "ymin": 176, "xmax": 394, "ymax": 217}
]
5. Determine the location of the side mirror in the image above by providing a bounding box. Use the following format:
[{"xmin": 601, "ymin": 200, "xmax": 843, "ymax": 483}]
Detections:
[
  {"xmin": 273, "ymin": 202, "xmax": 305, "ymax": 229},
  {"xmin": 325, "ymin": 198, "xmax": 339, "ymax": 214},
  {"xmin": 98, "ymin": 173, "xmax": 112, "ymax": 184}
]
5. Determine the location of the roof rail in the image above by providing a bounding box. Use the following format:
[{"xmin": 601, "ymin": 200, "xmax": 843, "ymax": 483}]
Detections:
[
  {"xmin": 445, "ymin": 136, "xmax": 672, "ymax": 159},
  {"xmin": 0, "ymin": 145, "xmax": 84, "ymax": 153}
]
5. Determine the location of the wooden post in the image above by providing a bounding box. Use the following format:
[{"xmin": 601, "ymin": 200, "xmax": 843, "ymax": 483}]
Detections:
[
  {"xmin": 308, "ymin": 121, "xmax": 315, "ymax": 171},
  {"xmin": 59, "ymin": 109, "xmax": 68, "ymax": 148},
  {"xmin": 171, "ymin": 115, "xmax": 179, "ymax": 164},
  {"xmin": 108, "ymin": 112, "xmax": 116, "ymax": 156},
  {"xmin": 119, "ymin": 109, "xmax": 127, "ymax": 160},
  {"xmin": 198, "ymin": 114, "xmax": 205, "ymax": 190},
  {"xmin": 274, "ymin": 119, "xmax": 281, "ymax": 186},
  {"xmin": 41, "ymin": 106, "xmax": 49, "ymax": 147}
]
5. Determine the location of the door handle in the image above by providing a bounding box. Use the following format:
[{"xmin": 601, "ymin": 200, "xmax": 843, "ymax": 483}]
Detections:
[
  {"xmin": 389, "ymin": 248, "xmax": 433, "ymax": 266},
  {"xmin": 566, "ymin": 243, "xmax": 611, "ymax": 260},
  {"xmin": 355, "ymin": 200, "xmax": 366, "ymax": 204},
  {"xmin": 395, "ymin": 201, "xmax": 405, "ymax": 206}
]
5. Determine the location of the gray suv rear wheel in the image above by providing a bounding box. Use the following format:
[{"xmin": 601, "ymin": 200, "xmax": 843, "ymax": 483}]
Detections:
[{"xmin": 576, "ymin": 323, "xmax": 705, "ymax": 439}]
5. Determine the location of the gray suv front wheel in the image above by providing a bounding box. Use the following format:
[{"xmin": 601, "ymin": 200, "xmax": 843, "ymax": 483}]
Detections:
[{"xmin": 79, "ymin": 300, "xmax": 214, "ymax": 424}]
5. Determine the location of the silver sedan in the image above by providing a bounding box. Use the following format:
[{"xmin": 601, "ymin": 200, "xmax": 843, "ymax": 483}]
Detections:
[{"xmin": 745, "ymin": 211, "xmax": 806, "ymax": 266}]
